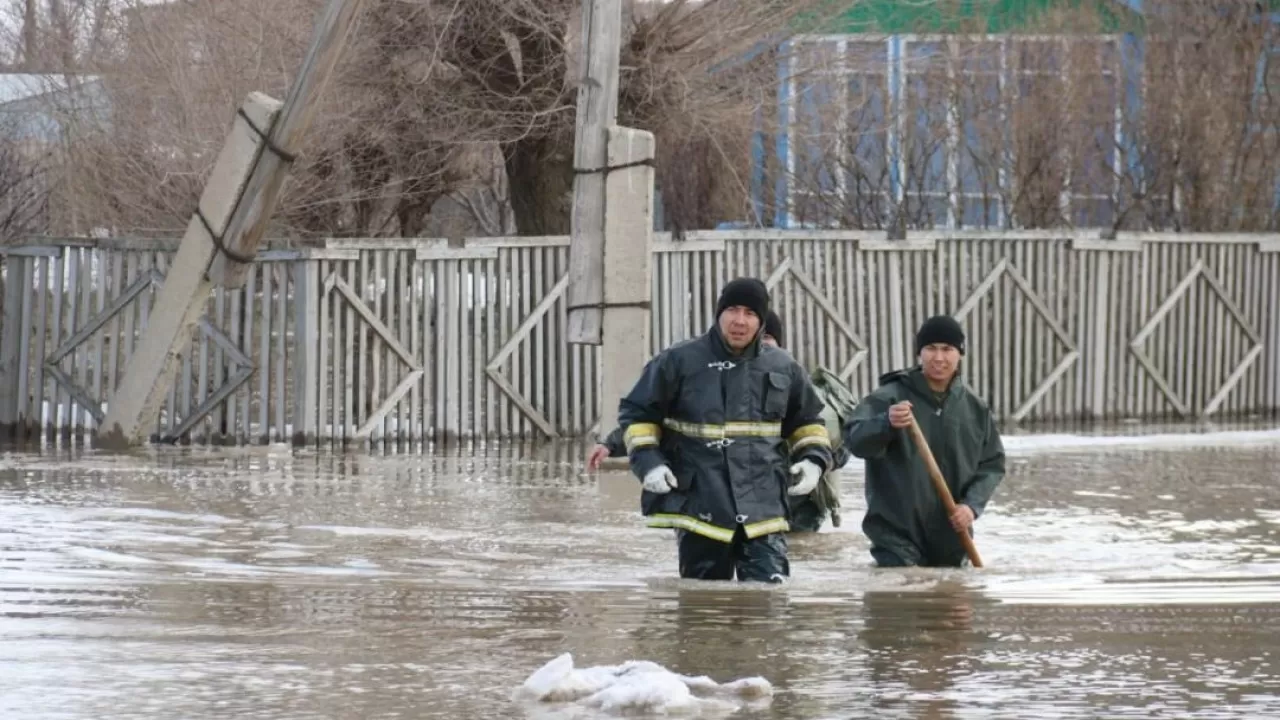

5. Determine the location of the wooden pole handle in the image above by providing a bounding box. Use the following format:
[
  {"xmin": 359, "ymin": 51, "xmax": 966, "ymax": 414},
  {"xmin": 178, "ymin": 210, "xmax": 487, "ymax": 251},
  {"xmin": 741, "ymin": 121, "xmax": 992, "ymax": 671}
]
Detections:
[{"xmin": 906, "ymin": 414, "xmax": 984, "ymax": 568}]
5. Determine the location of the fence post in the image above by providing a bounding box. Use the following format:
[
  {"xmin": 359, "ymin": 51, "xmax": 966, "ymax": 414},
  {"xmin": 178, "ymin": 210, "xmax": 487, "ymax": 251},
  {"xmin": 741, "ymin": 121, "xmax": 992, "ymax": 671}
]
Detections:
[
  {"xmin": 0, "ymin": 255, "xmax": 22, "ymax": 438},
  {"xmin": 1090, "ymin": 252, "xmax": 1111, "ymax": 419},
  {"xmin": 291, "ymin": 257, "xmax": 320, "ymax": 445},
  {"xmin": 1265, "ymin": 241, "xmax": 1280, "ymax": 414},
  {"xmin": 597, "ymin": 126, "xmax": 655, "ymax": 441},
  {"xmin": 887, "ymin": 252, "xmax": 907, "ymax": 368}
]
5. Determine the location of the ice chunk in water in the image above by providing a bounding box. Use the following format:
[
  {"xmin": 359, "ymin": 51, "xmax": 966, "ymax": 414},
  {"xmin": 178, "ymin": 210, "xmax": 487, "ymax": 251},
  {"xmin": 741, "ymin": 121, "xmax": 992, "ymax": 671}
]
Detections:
[
  {"xmin": 518, "ymin": 652, "xmax": 572, "ymax": 697},
  {"xmin": 585, "ymin": 671, "xmax": 701, "ymax": 714},
  {"xmin": 513, "ymin": 652, "xmax": 773, "ymax": 715}
]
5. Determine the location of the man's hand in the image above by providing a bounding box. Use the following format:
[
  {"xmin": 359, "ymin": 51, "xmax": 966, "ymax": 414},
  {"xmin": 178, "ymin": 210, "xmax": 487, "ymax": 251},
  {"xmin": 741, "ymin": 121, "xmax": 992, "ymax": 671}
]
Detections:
[
  {"xmin": 642, "ymin": 465, "xmax": 679, "ymax": 494},
  {"xmin": 949, "ymin": 504, "xmax": 975, "ymax": 532},
  {"xmin": 586, "ymin": 444, "xmax": 610, "ymax": 471},
  {"xmin": 888, "ymin": 400, "xmax": 914, "ymax": 429},
  {"xmin": 787, "ymin": 460, "xmax": 822, "ymax": 496}
]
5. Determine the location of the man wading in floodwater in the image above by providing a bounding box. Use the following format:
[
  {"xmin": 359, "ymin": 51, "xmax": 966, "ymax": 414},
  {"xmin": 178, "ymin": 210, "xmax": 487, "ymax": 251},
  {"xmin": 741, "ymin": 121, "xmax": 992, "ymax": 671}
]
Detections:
[
  {"xmin": 587, "ymin": 311, "xmax": 791, "ymax": 469},
  {"xmin": 843, "ymin": 315, "xmax": 1007, "ymax": 568},
  {"xmin": 617, "ymin": 278, "xmax": 833, "ymax": 582},
  {"xmin": 588, "ymin": 309, "xmax": 852, "ymax": 533}
]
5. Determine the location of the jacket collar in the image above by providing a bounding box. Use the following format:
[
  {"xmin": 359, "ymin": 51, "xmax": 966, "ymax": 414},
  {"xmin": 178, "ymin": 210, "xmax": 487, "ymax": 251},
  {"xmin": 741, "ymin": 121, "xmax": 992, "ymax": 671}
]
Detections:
[
  {"xmin": 706, "ymin": 323, "xmax": 762, "ymax": 362},
  {"xmin": 881, "ymin": 365, "xmax": 964, "ymax": 407}
]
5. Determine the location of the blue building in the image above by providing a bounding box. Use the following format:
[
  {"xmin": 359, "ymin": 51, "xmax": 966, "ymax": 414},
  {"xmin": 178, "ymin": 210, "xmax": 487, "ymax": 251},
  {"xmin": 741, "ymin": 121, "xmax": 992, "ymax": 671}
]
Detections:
[
  {"xmin": 0, "ymin": 73, "xmax": 107, "ymax": 144},
  {"xmin": 753, "ymin": 0, "xmax": 1280, "ymax": 231}
]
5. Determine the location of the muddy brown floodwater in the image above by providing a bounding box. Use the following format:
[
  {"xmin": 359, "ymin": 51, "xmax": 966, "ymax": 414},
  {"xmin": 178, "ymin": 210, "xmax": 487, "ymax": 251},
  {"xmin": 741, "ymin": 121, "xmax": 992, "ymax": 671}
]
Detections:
[{"xmin": 2, "ymin": 426, "xmax": 1279, "ymax": 719}]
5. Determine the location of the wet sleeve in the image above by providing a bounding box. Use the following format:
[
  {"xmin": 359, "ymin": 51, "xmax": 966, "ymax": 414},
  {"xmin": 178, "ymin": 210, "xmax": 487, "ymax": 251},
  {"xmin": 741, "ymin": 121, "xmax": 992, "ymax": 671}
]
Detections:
[
  {"xmin": 782, "ymin": 364, "xmax": 833, "ymax": 471},
  {"xmin": 843, "ymin": 392, "xmax": 896, "ymax": 459},
  {"xmin": 617, "ymin": 352, "xmax": 677, "ymax": 480},
  {"xmin": 960, "ymin": 411, "xmax": 1006, "ymax": 518},
  {"xmin": 832, "ymin": 445, "xmax": 853, "ymax": 470},
  {"xmin": 603, "ymin": 426, "xmax": 626, "ymax": 458}
]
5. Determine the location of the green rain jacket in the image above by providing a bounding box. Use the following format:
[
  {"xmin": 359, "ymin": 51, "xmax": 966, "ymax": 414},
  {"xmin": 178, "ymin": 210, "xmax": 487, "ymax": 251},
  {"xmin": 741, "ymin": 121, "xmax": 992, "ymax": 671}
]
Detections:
[{"xmin": 843, "ymin": 366, "xmax": 1006, "ymax": 565}]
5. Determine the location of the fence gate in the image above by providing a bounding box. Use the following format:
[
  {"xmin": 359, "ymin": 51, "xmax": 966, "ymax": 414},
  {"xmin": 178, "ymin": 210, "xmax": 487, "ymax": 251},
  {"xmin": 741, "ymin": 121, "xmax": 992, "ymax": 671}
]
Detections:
[
  {"xmin": 953, "ymin": 257, "xmax": 1080, "ymax": 422},
  {"xmin": 763, "ymin": 254, "xmax": 869, "ymax": 382},
  {"xmin": 1130, "ymin": 258, "xmax": 1264, "ymax": 419},
  {"xmin": 478, "ymin": 238, "xmax": 597, "ymax": 440},
  {"xmin": 321, "ymin": 268, "xmax": 424, "ymax": 439}
]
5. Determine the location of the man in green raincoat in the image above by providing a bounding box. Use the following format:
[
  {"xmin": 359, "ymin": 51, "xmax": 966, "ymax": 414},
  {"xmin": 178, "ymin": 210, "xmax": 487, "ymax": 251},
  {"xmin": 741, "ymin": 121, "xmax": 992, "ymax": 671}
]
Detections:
[{"xmin": 843, "ymin": 315, "xmax": 1006, "ymax": 567}]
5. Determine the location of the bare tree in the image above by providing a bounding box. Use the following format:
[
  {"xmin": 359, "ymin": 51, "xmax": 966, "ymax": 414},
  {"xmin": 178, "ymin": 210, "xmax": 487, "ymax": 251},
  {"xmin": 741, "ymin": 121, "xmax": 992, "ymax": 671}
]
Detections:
[
  {"xmin": 406, "ymin": 0, "xmax": 835, "ymax": 234},
  {"xmin": 1129, "ymin": 1, "xmax": 1280, "ymax": 231},
  {"xmin": 0, "ymin": 113, "xmax": 54, "ymax": 327},
  {"xmin": 783, "ymin": 1, "xmax": 1280, "ymax": 232},
  {"xmin": 1, "ymin": 0, "xmax": 117, "ymax": 70},
  {"xmin": 56, "ymin": 0, "xmax": 474, "ymax": 239},
  {"xmin": 48, "ymin": 0, "xmax": 840, "ymax": 238},
  {"xmin": 0, "ymin": 132, "xmax": 51, "ymax": 244},
  {"xmin": 452, "ymin": 147, "xmax": 517, "ymax": 236}
]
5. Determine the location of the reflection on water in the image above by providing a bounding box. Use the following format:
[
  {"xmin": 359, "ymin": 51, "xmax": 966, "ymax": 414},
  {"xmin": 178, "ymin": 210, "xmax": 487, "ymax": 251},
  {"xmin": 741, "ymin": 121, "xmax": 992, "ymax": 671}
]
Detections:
[{"xmin": 1, "ymin": 430, "xmax": 1279, "ymax": 718}]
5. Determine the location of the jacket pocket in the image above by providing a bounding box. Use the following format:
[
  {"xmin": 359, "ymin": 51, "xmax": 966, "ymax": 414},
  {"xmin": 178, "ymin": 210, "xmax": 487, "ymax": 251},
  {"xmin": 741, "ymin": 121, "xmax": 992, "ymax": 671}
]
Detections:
[
  {"xmin": 673, "ymin": 463, "xmax": 695, "ymax": 492},
  {"xmin": 764, "ymin": 371, "xmax": 791, "ymax": 418},
  {"xmin": 643, "ymin": 469, "xmax": 695, "ymax": 516}
]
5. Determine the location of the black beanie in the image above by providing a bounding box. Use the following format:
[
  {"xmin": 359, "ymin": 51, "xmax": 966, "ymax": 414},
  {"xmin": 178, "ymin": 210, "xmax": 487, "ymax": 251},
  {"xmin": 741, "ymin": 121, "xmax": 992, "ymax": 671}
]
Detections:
[
  {"xmin": 763, "ymin": 310, "xmax": 785, "ymax": 348},
  {"xmin": 716, "ymin": 277, "xmax": 769, "ymax": 323},
  {"xmin": 915, "ymin": 315, "xmax": 965, "ymax": 355}
]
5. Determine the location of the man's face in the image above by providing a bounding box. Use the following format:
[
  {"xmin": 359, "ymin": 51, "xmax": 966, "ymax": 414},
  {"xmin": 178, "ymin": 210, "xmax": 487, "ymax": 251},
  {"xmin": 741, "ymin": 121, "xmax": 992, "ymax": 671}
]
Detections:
[
  {"xmin": 920, "ymin": 343, "xmax": 961, "ymax": 383},
  {"xmin": 719, "ymin": 306, "xmax": 761, "ymax": 350},
  {"xmin": 762, "ymin": 334, "xmax": 779, "ymax": 348}
]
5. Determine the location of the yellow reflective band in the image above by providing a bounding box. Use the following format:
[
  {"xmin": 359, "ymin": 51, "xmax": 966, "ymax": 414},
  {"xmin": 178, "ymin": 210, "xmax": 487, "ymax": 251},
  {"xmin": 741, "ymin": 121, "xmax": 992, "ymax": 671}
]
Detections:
[
  {"xmin": 624, "ymin": 422, "xmax": 662, "ymax": 453},
  {"xmin": 787, "ymin": 423, "xmax": 831, "ymax": 452},
  {"xmin": 662, "ymin": 418, "xmax": 782, "ymax": 440},
  {"xmin": 743, "ymin": 516, "xmax": 790, "ymax": 538},
  {"xmin": 645, "ymin": 513, "xmax": 736, "ymax": 543}
]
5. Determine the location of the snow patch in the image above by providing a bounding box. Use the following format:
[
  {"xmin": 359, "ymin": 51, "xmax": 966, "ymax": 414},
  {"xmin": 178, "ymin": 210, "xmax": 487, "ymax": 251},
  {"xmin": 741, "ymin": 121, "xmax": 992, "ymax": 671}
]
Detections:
[{"xmin": 512, "ymin": 652, "xmax": 772, "ymax": 716}]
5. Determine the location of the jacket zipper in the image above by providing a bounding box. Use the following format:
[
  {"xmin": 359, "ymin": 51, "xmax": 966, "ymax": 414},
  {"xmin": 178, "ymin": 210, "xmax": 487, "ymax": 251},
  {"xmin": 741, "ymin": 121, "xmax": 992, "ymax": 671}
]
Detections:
[{"xmin": 935, "ymin": 393, "xmax": 950, "ymax": 501}]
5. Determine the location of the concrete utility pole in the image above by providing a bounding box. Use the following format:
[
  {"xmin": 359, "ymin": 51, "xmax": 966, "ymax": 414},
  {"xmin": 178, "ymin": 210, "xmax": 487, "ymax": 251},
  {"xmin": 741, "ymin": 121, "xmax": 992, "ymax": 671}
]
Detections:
[
  {"xmin": 96, "ymin": 0, "xmax": 369, "ymax": 448},
  {"xmin": 595, "ymin": 127, "xmax": 655, "ymax": 445},
  {"xmin": 565, "ymin": 0, "xmax": 657, "ymax": 442},
  {"xmin": 566, "ymin": 0, "xmax": 623, "ymax": 346}
]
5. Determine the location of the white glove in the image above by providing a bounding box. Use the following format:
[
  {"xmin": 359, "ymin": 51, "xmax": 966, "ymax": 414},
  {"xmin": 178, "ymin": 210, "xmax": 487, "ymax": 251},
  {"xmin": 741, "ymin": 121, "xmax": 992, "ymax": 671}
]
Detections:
[
  {"xmin": 787, "ymin": 460, "xmax": 822, "ymax": 496},
  {"xmin": 642, "ymin": 465, "xmax": 679, "ymax": 494}
]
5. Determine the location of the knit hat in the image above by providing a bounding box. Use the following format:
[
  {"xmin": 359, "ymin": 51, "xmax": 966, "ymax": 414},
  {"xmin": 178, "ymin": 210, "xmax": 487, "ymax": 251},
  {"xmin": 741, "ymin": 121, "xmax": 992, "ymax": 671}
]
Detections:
[
  {"xmin": 915, "ymin": 315, "xmax": 965, "ymax": 355},
  {"xmin": 763, "ymin": 310, "xmax": 785, "ymax": 348},
  {"xmin": 716, "ymin": 277, "xmax": 769, "ymax": 322}
]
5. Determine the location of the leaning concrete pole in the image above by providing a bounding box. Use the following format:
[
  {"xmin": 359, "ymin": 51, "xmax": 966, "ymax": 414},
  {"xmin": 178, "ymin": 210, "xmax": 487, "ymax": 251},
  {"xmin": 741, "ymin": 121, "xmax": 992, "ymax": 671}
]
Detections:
[{"xmin": 96, "ymin": 0, "xmax": 369, "ymax": 449}]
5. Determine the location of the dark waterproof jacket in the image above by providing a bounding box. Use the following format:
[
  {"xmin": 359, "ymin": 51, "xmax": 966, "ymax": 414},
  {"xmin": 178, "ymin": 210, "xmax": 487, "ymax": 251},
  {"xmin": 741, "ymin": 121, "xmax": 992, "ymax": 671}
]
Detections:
[
  {"xmin": 601, "ymin": 426, "xmax": 626, "ymax": 457},
  {"xmin": 601, "ymin": 362, "xmax": 850, "ymax": 526},
  {"xmin": 618, "ymin": 326, "xmax": 834, "ymax": 543},
  {"xmin": 843, "ymin": 366, "xmax": 1006, "ymax": 564}
]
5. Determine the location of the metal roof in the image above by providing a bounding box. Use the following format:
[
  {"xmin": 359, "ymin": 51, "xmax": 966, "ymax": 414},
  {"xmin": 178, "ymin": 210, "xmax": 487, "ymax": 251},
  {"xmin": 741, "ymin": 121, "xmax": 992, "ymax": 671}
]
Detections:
[{"xmin": 0, "ymin": 73, "xmax": 101, "ymax": 107}]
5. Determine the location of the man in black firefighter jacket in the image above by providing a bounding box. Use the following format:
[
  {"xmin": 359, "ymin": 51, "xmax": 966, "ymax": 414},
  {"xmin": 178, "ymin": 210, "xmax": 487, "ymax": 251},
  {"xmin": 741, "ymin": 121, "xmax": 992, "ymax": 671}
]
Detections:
[
  {"xmin": 617, "ymin": 277, "xmax": 834, "ymax": 582},
  {"xmin": 586, "ymin": 309, "xmax": 788, "ymax": 471}
]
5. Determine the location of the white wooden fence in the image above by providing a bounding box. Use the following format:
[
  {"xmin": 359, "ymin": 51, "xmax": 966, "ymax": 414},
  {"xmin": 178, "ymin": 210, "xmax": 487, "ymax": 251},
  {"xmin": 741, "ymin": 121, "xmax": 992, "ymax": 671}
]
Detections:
[{"xmin": 1, "ymin": 230, "xmax": 1278, "ymax": 445}]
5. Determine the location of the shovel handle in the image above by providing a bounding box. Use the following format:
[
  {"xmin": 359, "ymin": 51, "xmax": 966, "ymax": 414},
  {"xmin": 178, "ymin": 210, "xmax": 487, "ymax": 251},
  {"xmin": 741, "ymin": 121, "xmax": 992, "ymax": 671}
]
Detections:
[{"xmin": 906, "ymin": 414, "xmax": 984, "ymax": 568}]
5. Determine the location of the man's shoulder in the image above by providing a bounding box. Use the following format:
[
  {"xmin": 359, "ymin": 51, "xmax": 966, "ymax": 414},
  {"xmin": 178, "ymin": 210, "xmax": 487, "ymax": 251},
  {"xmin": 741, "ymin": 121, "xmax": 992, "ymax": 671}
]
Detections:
[
  {"xmin": 669, "ymin": 335, "xmax": 705, "ymax": 353},
  {"xmin": 650, "ymin": 336, "xmax": 706, "ymax": 364},
  {"xmin": 954, "ymin": 382, "xmax": 995, "ymax": 417},
  {"xmin": 758, "ymin": 345, "xmax": 808, "ymax": 376},
  {"xmin": 861, "ymin": 378, "xmax": 903, "ymax": 403}
]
